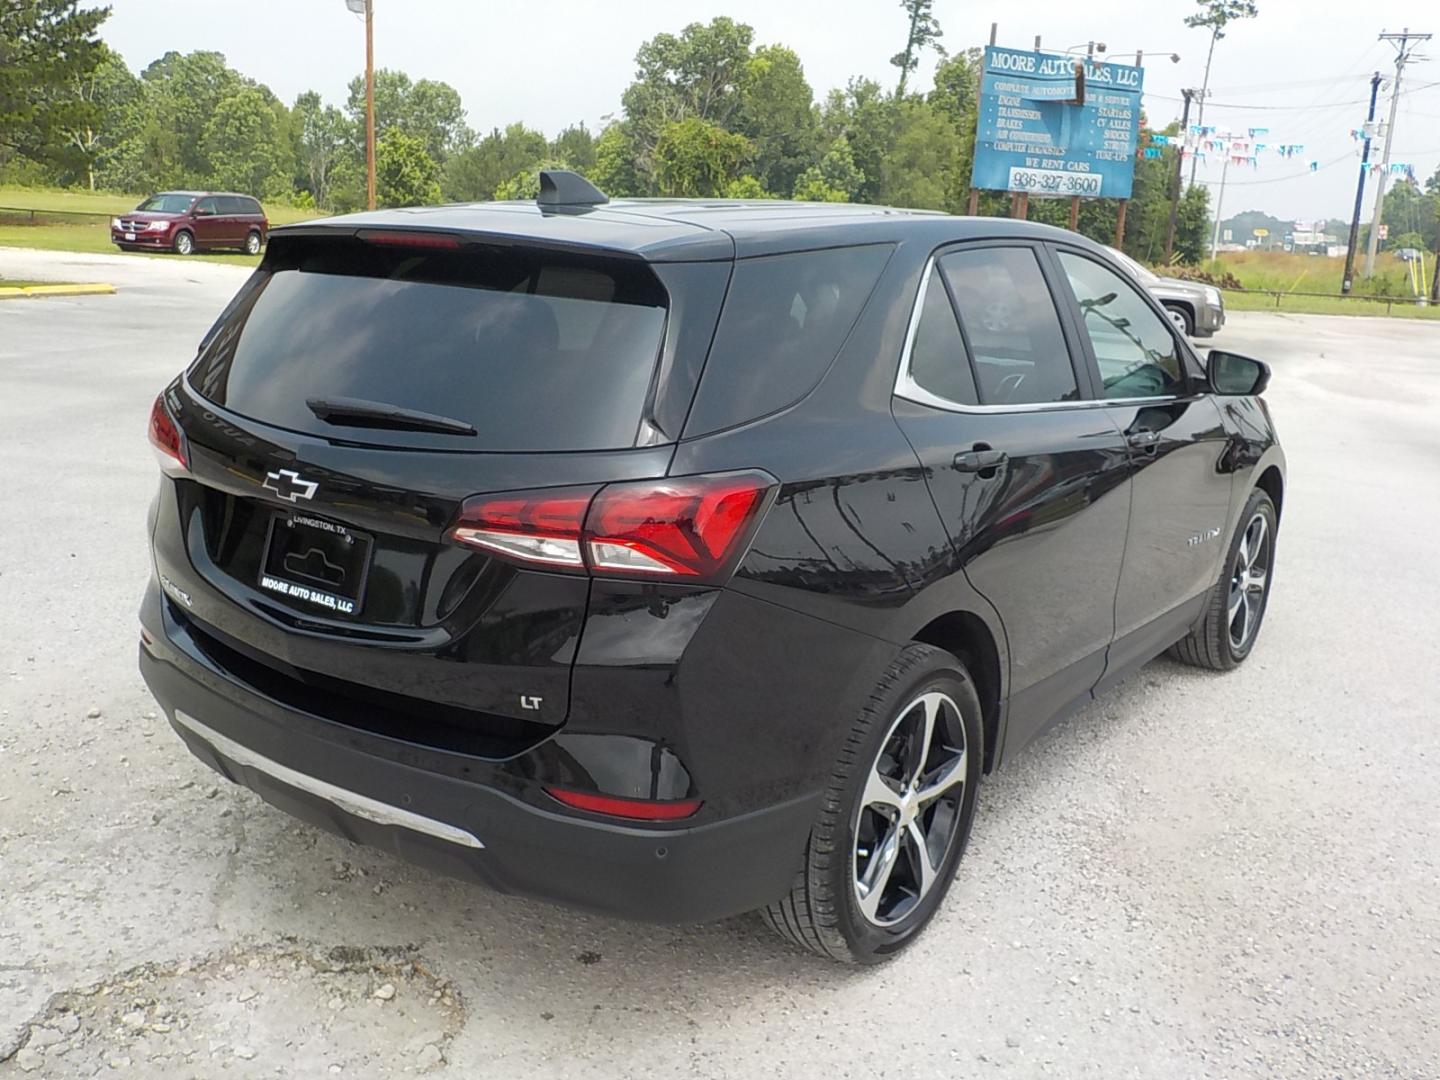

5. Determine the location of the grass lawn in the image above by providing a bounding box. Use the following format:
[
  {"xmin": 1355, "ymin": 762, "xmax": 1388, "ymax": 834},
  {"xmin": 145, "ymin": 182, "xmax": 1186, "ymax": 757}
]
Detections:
[
  {"xmin": 1214, "ymin": 249, "xmax": 1429, "ymax": 296},
  {"xmin": 1223, "ymin": 288, "xmax": 1440, "ymax": 320},
  {"xmin": 0, "ymin": 185, "xmax": 317, "ymax": 225},
  {"xmin": 0, "ymin": 222, "xmax": 262, "ymax": 265},
  {"xmin": 0, "ymin": 187, "xmax": 320, "ymax": 267}
]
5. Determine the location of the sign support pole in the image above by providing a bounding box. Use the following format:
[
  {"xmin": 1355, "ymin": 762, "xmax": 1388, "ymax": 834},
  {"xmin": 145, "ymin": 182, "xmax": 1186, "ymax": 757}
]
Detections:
[
  {"xmin": 1114, "ymin": 200, "xmax": 1127, "ymax": 248},
  {"xmin": 1068, "ymin": 198, "xmax": 1080, "ymax": 230}
]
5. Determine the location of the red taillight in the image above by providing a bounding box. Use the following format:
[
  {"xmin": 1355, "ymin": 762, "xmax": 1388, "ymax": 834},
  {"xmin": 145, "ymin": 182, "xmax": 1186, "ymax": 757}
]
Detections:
[
  {"xmin": 544, "ymin": 786, "xmax": 702, "ymax": 822},
  {"xmin": 445, "ymin": 472, "xmax": 773, "ymax": 581},
  {"xmin": 586, "ymin": 475, "xmax": 770, "ymax": 577},
  {"xmin": 447, "ymin": 487, "xmax": 595, "ymax": 569},
  {"xmin": 148, "ymin": 392, "xmax": 188, "ymax": 473},
  {"xmin": 357, "ymin": 229, "xmax": 463, "ymax": 250}
]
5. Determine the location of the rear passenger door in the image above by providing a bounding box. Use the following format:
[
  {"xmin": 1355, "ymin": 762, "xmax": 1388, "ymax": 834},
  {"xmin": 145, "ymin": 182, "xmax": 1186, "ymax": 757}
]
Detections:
[
  {"xmin": 192, "ymin": 197, "xmax": 223, "ymax": 247},
  {"xmin": 1050, "ymin": 246, "xmax": 1235, "ymax": 685},
  {"xmin": 892, "ymin": 242, "xmax": 1132, "ymax": 753}
]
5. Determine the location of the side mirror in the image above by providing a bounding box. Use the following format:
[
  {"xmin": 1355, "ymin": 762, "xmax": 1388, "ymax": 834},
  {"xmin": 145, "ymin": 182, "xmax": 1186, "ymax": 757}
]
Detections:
[{"xmin": 1207, "ymin": 350, "xmax": 1271, "ymax": 396}]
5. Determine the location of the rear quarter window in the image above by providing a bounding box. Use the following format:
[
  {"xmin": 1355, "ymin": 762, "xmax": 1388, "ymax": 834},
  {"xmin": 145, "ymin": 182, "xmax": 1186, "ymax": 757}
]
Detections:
[{"xmin": 683, "ymin": 244, "xmax": 893, "ymax": 437}]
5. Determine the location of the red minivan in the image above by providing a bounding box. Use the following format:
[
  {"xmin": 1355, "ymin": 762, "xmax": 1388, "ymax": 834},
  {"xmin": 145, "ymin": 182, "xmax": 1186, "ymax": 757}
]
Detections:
[{"xmin": 112, "ymin": 192, "xmax": 269, "ymax": 256}]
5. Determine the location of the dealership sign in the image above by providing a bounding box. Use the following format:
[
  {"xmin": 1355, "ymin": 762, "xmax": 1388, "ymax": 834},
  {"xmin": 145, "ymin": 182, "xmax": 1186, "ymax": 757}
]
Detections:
[{"xmin": 972, "ymin": 46, "xmax": 1145, "ymax": 200}]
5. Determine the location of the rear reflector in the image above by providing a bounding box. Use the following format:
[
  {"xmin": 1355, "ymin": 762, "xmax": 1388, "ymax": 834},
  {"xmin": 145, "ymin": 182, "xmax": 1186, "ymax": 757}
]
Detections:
[
  {"xmin": 544, "ymin": 786, "xmax": 703, "ymax": 822},
  {"xmin": 446, "ymin": 472, "xmax": 773, "ymax": 582},
  {"xmin": 357, "ymin": 229, "xmax": 463, "ymax": 250},
  {"xmin": 148, "ymin": 392, "xmax": 188, "ymax": 473}
]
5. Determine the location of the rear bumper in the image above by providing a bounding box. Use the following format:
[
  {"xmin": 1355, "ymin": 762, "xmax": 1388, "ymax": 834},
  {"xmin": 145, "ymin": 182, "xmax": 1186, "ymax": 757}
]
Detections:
[{"xmin": 138, "ymin": 591, "xmax": 821, "ymax": 924}]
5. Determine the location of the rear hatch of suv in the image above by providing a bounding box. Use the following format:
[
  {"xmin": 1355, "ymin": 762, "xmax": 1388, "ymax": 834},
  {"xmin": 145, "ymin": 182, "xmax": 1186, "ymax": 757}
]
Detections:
[{"xmin": 152, "ymin": 227, "xmax": 687, "ymax": 755}]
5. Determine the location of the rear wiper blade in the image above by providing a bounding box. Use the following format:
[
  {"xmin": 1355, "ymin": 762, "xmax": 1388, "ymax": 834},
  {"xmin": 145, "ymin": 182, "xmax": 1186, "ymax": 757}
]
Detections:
[{"xmin": 305, "ymin": 397, "xmax": 476, "ymax": 436}]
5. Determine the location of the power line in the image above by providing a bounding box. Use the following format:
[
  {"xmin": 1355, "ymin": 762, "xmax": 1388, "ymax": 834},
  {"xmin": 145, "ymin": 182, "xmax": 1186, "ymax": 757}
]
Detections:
[
  {"xmin": 1191, "ymin": 151, "xmax": 1356, "ymax": 186},
  {"xmin": 1147, "ymin": 79, "xmax": 1440, "ymax": 112}
]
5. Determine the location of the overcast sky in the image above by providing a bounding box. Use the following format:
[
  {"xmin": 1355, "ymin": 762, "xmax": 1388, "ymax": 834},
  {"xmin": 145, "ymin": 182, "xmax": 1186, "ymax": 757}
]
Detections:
[{"xmin": 100, "ymin": 0, "xmax": 1439, "ymax": 224}]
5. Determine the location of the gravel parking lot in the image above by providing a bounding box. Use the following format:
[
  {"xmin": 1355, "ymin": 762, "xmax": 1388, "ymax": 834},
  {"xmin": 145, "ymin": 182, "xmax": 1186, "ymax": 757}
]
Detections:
[{"xmin": 2, "ymin": 249, "xmax": 1438, "ymax": 1079}]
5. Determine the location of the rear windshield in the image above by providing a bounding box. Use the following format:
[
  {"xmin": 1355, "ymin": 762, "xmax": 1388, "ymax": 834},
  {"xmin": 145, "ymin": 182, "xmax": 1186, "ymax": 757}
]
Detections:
[
  {"xmin": 188, "ymin": 237, "xmax": 669, "ymax": 451},
  {"xmin": 138, "ymin": 194, "xmax": 194, "ymax": 213}
]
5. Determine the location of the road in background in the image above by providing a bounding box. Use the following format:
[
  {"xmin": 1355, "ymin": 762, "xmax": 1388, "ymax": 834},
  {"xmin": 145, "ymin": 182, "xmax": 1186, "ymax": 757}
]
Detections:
[{"xmin": 2, "ymin": 251, "xmax": 1438, "ymax": 1078}]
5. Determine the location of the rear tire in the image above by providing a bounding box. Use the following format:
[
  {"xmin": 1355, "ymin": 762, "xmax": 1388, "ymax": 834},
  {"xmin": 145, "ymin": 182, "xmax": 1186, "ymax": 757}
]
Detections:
[
  {"xmin": 762, "ymin": 643, "xmax": 982, "ymax": 964},
  {"xmin": 1164, "ymin": 303, "xmax": 1195, "ymax": 336},
  {"xmin": 245, "ymin": 230, "xmax": 261, "ymax": 256},
  {"xmin": 1170, "ymin": 487, "xmax": 1277, "ymax": 671},
  {"xmin": 172, "ymin": 230, "xmax": 194, "ymax": 256}
]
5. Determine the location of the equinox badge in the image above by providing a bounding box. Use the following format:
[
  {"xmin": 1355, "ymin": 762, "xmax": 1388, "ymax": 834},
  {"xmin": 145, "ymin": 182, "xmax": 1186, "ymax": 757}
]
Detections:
[{"xmin": 263, "ymin": 468, "xmax": 319, "ymax": 503}]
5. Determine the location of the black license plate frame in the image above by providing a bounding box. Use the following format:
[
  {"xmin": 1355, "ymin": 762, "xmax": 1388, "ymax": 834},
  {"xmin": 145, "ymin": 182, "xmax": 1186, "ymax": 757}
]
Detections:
[{"xmin": 258, "ymin": 511, "xmax": 373, "ymax": 617}]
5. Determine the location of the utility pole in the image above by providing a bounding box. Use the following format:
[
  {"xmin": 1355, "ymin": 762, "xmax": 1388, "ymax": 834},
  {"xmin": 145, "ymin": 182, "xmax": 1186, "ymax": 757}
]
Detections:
[
  {"xmin": 1363, "ymin": 28, "xmax": 1431, "ymax": 278},
  {"xmin": 365, "ymin": 0, "xmax": 376, "ymax": 210},
  {"xmin": 1209, "ymin": 154, "xmax": 1230, "ymax": 265},
  {"xmin": 1164, "ymin": 89, "xmax": 1195, "ymax": 263},
  {"xmin": 1342, "ymin": 73, "xmax": 1384, "ymax": 293},
  {"xmin": 344, "ymin": 0, "xmax": 377, "ymax": 210}
]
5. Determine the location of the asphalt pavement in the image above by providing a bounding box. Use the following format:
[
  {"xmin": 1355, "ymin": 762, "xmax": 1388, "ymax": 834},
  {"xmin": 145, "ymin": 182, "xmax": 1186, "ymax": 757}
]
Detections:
[{"xmin": 1, "ymin": 249, "xmax": 1437, "ymax": 1079}]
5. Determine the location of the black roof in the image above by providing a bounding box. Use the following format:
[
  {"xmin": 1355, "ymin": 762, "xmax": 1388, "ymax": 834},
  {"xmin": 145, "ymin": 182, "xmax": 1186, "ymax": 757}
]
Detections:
[{"xmin": 271, "ymin": 198, "xmax": 1090, "ymax": 263}]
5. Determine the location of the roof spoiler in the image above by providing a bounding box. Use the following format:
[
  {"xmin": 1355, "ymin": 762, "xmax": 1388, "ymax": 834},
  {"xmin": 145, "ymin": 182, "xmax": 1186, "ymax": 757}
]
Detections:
[{"xmin": 537, "ymin": 169, "xmax": 609, "ymax": 208}]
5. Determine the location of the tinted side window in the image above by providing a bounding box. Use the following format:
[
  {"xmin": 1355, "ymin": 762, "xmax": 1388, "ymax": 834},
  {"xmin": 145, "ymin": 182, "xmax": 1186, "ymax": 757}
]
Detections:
[
  {"xmin": 219, "ymin": 196, "xmax": 244, "ymax": 214},
  {"xmin": 240, "ymin": 197, "xmax": 263, "ymax": 216},
  {"xmin": 1057, "ymin": 252, "xmax": 1183, "ymax": 399},
  {"xmin": 684, "ymin": 244, "xmax": 893, "ymax": 436},
  {"xmin": 939, "ymin": 247, "xmax": 1078, "ymax": 406},
  {"xmin": 908, "ymin": 265, "xmax": 978, "ymax": 406},
  {"xmin": 195, "ymin": 197, "xmax": 218, "ymax": 215}
]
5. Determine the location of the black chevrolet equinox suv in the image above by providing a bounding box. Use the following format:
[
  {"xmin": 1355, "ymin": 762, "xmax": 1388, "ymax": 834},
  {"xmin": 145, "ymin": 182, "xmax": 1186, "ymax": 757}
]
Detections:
[{"xmin": 140, "ymin": 171, "xmax": 1284, "ymax": 963}]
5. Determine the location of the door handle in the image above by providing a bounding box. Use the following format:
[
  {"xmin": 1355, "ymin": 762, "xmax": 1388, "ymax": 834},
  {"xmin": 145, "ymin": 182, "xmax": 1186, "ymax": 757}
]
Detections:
[
  {"xmin": 953, "ymin": 447, "xmax": 1008, "ymax": 475},
  {"xmin": 1126, "ymin": 429, "xmax": 1162, "ymax": 451}
]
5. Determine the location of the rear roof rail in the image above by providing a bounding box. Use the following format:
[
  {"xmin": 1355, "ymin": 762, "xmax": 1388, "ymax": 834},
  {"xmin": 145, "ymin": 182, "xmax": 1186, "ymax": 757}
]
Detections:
[{"xmin": 538, "ymin": 170, "xmax": 609, "ymax": 208}]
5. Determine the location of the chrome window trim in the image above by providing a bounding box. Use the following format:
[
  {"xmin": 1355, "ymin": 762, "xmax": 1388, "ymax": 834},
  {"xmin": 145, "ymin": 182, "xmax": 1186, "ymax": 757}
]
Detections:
[
  {"xmin": 892, "ymin": 251, "xmax": 1182, "ymax": 415},
  {"xmin": 173, "ymin": 710, "xmax": 485, "ymax": 850}
]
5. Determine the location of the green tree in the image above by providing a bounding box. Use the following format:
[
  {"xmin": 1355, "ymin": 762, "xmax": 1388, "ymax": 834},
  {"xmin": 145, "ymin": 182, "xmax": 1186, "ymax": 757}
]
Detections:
[
  {"xmin": 1184, "ymin": 0, "xmax": 1259, "ymax": 175},
  {"xmin": 1174, "ymin": 184, "xmax": 1211, "ymax": 264},
  {"xmin": 890, "ymin": 0, "xmax": 945, "ymax": 95},
  {"xmin": 590, "ymin": 122, "xmax": 643, "ymax": 197},
  {"xmin": 735, "ymin": 45, "xmax": 818, "ymax": 197},
  {"xmin": 928, "ymin": 49, "xmax": 981, "ymax": 124},
  {"xmin": 1379, "ymin": 179, "xmax": 1437, "ymax": 254},
  {"xmin": 293, "ymin": 90, "xmax": 347, "ymax": 208},
  {"xmin": 793, "ymin": 135, "xmax": 864, "ymax": 202},
  {"xmin": 441, "ymin": 122, "xmax": 546, "ymax": 201},
  {"xmin": 652, "ymin": 117, "xmax": 750, "ymax": 197},
  {"xmin": 54, "ymin": 41, "xmax": 135, "ymax": 189},
  {"xmin": 621, "ymin": 17, "xmax": 755, "ymax": 189},
  {"xmin": 722, "ymin": 174, "xmax": 774, "ymax": 199},
  {"xmin": 492, "ymin": 159, "xmax": 574, "ymax": 201},
  {"xmin": 375, "ymin": 126, "xmax": 440, "ymax": 207},
  {"xmin": 0, "ymin": 0, "xmax": 110, "ymax": 168},
  {"xmin": 201, "ymin": 86, "xmax": 291, "ymax": 197},
  {"xmin": 549, "ymin": 123, "xmax": 596, "ymax": 172},
  {"xmin": 877, "ymin": 99, "xmax": 961, "ymax": 210},
  {"xmin": 346, "ymin": 69, "xmax": 469, "ymax": 165},
  {"xmin": 818, "ymin": 78, "xmax": 893, "ymax": 204}
]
